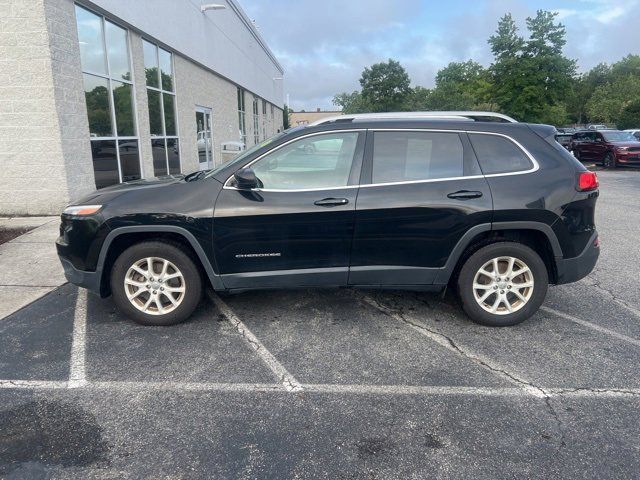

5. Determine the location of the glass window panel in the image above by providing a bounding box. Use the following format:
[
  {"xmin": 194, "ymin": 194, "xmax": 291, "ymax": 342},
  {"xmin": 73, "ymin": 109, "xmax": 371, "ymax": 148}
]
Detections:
[
  {"xmin": 166, "ymin": 139, "xmax": 181, "ymax": 174},
  {"xmin": 112, "ymin": 81, "xmax": 135, "ymax": 136},
  {"xmin": 163, "ymin": 93, "xmax": 176, "ymax": 136},
  {"xmin": 90, "ymin": 140, "xmax": 119, "ymax": 188},
  {"xmin": 151, "ymin": 139, "xmax": 168, "ymax": 176},
  {"xmin": 468, "ymin": 134, "xmax": 532, "ymax": 175},
  {"xmin": 250, "ymin": 132, "xmax": 359, "ymax": 190},
  {"xmin": 118, "ymin": 140, "xmax": 141, "ymax": 182},
  {"xmin": 147, "ymin": 90, "xmax": 163, "ymax": 136},
  {"xmin": 159, "ymin": 48, "xmax": 173, "ymax": 92},
  {"xmin": 105, "ymin": 21, "xmax": 131, "ymax": 81},
  {"xmin": 372, "ymin": 132, "xmax": 464, "ymax": 183},
  {"xmin": 83, "ymin": 74, "xmax": 112, "ymax": 137},
  {"xmin": 75, "ymin": 6, "xmax": 107, "ymax": 74},
  {"xmin": 143, "ymin": 40, "xmax": 159, "ymax": 88}
]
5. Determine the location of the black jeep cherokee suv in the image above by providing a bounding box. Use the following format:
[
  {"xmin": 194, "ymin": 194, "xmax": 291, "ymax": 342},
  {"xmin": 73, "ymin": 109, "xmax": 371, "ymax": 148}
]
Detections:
[{"xmin": 57, "ymin": 112, "xmax": 600, "ymax": 327}]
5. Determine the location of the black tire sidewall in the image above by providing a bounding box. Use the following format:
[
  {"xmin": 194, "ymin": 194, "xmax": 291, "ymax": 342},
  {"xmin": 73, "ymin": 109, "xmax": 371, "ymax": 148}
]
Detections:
[
  {"xmin": 604, "ymin": 153, "xmax": 616, "ymax": 169},
  {"xmin": 110, "ymin": 242, "xmax": 203, "ymax": 326},
  {"xmin": 457, "ymin": 242, "xmax": 548, "ymax": 327}
]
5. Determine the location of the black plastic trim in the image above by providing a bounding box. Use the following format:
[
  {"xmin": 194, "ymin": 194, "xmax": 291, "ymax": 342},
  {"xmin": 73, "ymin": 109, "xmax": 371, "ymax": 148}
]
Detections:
[
  {"xmin": 492, "ymin": 221, "xmax": 563, "ymax": 257},
  {"xmin": 96, "ymin": 226, "xmax": 225, "ymax": 291}
]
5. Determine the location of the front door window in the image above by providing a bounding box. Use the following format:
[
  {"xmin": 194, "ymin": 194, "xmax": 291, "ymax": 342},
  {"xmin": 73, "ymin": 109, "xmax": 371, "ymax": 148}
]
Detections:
[{"xmin": 249, "ymin": 132, "xmax": 360, "ymax": 190}]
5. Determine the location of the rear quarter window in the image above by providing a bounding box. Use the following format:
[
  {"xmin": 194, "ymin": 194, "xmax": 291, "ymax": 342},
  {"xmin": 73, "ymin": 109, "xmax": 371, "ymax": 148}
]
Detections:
[{"xmin": 468, "ymin": 134, "xmax": 533, "ymax": 175}]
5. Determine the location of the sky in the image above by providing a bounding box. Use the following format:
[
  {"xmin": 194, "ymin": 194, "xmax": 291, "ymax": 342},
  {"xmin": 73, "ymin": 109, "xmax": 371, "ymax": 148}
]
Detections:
[{"xmin": 241, "ymin": 0, "xmax": 639, "ymax": 111}]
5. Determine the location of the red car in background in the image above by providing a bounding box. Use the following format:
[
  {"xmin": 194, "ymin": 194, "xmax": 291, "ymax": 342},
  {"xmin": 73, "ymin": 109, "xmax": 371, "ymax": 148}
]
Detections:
[{"xmin": 570, "ymin": 130, "xmax": 640, "ymax": 168}]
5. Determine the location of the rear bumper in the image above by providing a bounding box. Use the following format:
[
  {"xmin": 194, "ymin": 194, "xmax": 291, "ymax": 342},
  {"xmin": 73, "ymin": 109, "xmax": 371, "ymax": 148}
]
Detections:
[
  {"xmin": 555, "ymin": 232, "xmax": 599, "ymax": 284},
  {"xmin": 58, "ymin": 254, "xmax": 102, "ymax": 295}
]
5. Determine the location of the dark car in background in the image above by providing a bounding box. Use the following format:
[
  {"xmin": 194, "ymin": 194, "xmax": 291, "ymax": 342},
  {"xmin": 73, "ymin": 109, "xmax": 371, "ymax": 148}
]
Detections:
[
  {"xmin": 57, "ymin": 112, "xmax": 600, "ymax": 328},
  {"xmin": 555, "ymin": 132, "xmax": 573, "ymax": 150},
  {"xmin": 570, "ymin": 130, "xmax": 640, "ymax": 168}
]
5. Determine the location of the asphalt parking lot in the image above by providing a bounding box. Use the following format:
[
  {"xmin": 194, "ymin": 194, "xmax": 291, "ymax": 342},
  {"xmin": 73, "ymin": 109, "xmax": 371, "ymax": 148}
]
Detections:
[{"xmin": 1, "ymin": 170, "xmax": 639, "ymax": 479}]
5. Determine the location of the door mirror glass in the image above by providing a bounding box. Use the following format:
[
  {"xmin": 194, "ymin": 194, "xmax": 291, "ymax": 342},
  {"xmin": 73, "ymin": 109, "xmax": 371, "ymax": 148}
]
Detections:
[{"xmin": 234, "ymin": 167, "xmax": 259, "ymax": 190}]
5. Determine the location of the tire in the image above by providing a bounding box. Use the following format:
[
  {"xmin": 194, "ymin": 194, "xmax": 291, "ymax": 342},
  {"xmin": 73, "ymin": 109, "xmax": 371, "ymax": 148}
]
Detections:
[
  {"xmin": 110, "ymin": 241, "xmax": 203, "ymax": 326},
  {"xmin": 573, "ymin": 150, "xmax": 580, "ymax": 161},
  {"xmin": 456, "ymin": 242, "xmax": 548, "ymax": 327},
  {"xmin": 603, "ymin": 152, "xmax": 617, "ymax": 169}
]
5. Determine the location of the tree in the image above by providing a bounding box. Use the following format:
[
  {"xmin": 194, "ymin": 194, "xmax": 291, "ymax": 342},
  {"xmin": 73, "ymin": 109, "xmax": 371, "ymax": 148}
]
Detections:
[
  {"xmin": 488, "ymin": 11, "xmax": 575, "ymax": 123},
  {"xmin": 427, "ymin": 61, "xmax": 492, "ymax": 110},
  {"xmin": 332, "ymin": 91, "xmax": 371, "ymax": 114},
  {"xmin": 359, "ymin": 59, "xmax": 411, "ymax": 112},
  {"xmin": 586, "ymin": 75, "xmax": 640, "ymax": 124},
  {"xmin": 618, "ymin": 99, "xmax": 640, "ymax": 129}
]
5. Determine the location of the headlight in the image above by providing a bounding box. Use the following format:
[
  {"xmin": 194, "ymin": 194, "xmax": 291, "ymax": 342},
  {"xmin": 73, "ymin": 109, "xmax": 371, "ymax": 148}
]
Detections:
[
  {"xmin": 615, "ymin": 146, "xmax": 629, "ymax": 151},
  {"xmin": 63, "ymin": 205, "xmax": 102, "ymax": 216}
]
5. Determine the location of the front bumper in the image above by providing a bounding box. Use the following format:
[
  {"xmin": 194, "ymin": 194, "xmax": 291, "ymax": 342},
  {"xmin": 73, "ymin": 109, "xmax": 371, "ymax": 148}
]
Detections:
[
  {"xmin": 615, "ymin": 151, "xmax": 640, "ymax": 165},
  {"xmin": 58, "ymin": 254, "xmax": 102, "ymax": 295},
  {"xmin": 555, "ymin": 232, "xmax": 599, "ymax": 284}
]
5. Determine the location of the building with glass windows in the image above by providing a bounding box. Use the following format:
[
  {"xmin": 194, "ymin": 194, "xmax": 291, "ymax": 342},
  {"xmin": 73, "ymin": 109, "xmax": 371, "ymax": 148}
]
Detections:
[{"xmin": 0, "ymin": 0, "xmax": 284, "ymax": 215}]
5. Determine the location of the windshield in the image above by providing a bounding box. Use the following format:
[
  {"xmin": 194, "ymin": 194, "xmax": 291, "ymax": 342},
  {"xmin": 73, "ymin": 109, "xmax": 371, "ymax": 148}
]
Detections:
[{"xmin": 602, "ymin": 131, "xmax": 637, "ymax": 142}]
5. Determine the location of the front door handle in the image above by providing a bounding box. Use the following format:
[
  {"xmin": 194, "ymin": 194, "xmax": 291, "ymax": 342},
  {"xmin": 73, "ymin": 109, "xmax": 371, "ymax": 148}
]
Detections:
[
  {"xmin": 447, "ymin": 190, "xmax": 483, "ymax": 200},
  {"xmin": 314, "ymin": 197, "xmax": 349, "ymax": 207}
]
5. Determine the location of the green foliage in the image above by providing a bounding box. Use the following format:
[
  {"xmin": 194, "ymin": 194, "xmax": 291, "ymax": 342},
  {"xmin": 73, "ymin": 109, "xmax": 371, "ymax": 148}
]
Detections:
[
  {"xmin": 283, "ymin": 104, "xmax": 291, "ymax": 129},
  {"xmin": 618, "ymin": 99, "xmax": 640, "ymax": 130},
  {"xmin": 331, "ymin": 12, "xmax": 640, "ymax": 128},
  {"xmin": 332, "ymin": 91, "xmax": 371, "ymax": 114},
  {"xmin": 359, "ymin": 59, "xmax": 411, "ymax": 112}
]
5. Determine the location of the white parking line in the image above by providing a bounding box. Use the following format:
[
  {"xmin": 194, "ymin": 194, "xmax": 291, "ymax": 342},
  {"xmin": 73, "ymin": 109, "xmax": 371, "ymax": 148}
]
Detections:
[
  {"xmin": 91, "ymin": 381, "xmax": 284, "ymax": 393},
  {"xmin": 541, "ymin": 306, "xmax": 640, "ymax": 348},
  {"xmin": 208, "ymin": 291, "xmax": 304, "ymax": 392},
  {"xmin": 1, "ymin": 379, "xmax": 638, "ymax": 398},
  {"xmin": 68, "ymin": 289, "xmax": 88, "ymax": 388},
  {"xmin": 0, "ymin": 380, "xmax": 68, "ymax": 389}
]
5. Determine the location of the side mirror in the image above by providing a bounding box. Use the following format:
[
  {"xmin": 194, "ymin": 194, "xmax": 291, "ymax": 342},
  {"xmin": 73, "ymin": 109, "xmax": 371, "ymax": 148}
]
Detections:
[{"xmin": 233, "ymin": 167, "xmax": 259, "ymax": 190}]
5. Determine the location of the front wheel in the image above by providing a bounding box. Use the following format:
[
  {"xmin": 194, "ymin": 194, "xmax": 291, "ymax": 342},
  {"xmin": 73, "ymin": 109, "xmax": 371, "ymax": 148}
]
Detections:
[
  {"xmin": 110, "ymin": 241, "xmax": 203, "ymax": 326},
  {"xmin": 456, "ymin": 242, "xmax": 548, "ymax": 327},
  {"xmin": 603, "ymin": 152, "xmax": 617, "ymax": 169}
]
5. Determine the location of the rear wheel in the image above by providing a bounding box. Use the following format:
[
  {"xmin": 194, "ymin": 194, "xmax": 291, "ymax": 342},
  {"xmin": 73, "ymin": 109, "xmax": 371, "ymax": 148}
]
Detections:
[
  {"xmin": 110, "ymin": 241, "xmax": 202, "ymax": 326},
  {"xmin": 603, "ymin": 152, "xmax": 617, "ymax": 169},
  {"xmin": 457, "ymin": 242, "xmax": 548, "ymax": 327}
]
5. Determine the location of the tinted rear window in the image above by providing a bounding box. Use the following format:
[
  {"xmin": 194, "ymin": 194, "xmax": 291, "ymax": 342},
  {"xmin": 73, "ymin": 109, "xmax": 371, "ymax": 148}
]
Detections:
[
  {"xmin": 372, "ymin": 131, "xmax": 464, "ymax": 183},
  {"xmin": 468, "ymin": 134, "xmax": 533, "ymax": 175}
]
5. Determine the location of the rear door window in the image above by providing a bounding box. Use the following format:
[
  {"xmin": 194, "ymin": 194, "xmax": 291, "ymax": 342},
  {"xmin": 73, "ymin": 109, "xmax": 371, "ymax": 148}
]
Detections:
[
  {"xmin": 468, "ymin": 133, "xmax": 533, "ymax": 175},
  {"xmin": 371, "ymin": 131, "xmax": 464, "ymax": 183}
]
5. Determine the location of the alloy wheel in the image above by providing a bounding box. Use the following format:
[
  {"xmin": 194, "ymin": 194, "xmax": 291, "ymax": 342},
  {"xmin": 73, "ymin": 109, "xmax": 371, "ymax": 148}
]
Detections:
[
  {"xmin": 124, "ymin": 257, "xmax": 186, "ymax": 315},
  {"xmin": 472, "ymin": 256, "xmax": 534, "ymax": 315}
]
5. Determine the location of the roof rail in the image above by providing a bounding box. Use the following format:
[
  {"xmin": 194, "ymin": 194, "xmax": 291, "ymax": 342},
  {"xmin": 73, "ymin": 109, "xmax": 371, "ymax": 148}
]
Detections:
[{"xmin": 309, "ymin": 111, "xmax": 518, "ymax": 126}]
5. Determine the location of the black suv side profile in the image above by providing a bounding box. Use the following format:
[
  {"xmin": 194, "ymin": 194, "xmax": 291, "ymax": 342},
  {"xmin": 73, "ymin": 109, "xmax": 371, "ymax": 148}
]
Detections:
[{"xmin": 57, "ymin": 112, "xmax": 600, "ymax": 327}]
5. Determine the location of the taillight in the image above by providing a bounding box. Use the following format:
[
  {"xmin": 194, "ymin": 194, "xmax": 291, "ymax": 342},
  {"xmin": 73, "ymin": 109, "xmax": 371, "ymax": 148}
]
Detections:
[{"xmin": 577, "ymin": 171, "xmax": 599, "ymax": 191}]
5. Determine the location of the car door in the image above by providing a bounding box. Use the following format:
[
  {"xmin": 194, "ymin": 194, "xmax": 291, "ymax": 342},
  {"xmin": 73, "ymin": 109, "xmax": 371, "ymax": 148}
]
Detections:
[
  {"xmin": 349, "ymin": 129, "xmax": 492, "ymax": 286},
  {"xmin": 592, "ymin": 132, "xmax": 608, "ymax": 162},
  {"xmin": 213, "ymin": 130, "xmax": 365, "ymax": 289}
]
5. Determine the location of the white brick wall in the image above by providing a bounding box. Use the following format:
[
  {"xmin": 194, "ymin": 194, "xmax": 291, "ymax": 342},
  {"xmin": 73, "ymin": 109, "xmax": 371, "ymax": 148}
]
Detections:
[{"xmin": 0, "ymin": 0, "xmax": 93, "ymax": 215}]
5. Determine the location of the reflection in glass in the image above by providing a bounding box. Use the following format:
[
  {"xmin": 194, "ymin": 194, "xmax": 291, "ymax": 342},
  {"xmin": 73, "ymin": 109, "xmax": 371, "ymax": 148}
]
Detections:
[
  {"xmin": 90, "ymin": 140, "xmax": 119, "ymax": 188},
  {"xmin": 105, "ymin": 21, "xmax": 131, "ymax": 81},
  {"xmin": 147, "ymin": 90, "xmax": 162, "ymax": 135},
  {"xmin": 163, "ymin": 94, "xmax": 176, "ymax": 136},
  {"xmin": 83, "ymin": 74, "xmax": 112, "ymax": 137},
  {"xmin": 152, "ymin": 139, "xmax": 167, "ymax": 177},
  {"xmin": 75, "ymin": 6, "xmax": 107, "ymax": 74},
  {"xmin": 159, "ymin": 48, "xmax": 173, "ymax": 91},
  {"xmin": 112, "ymin": 81, "xmax": 135, "ymax": 136},
  {"xmin": 167, "ymin": 139, "xmax": 180, "ymax": 174},
  {"xmin": 118, "ymin": 140, "xmax": 141, "ymax": 182},
  {"xmin": 143, "ymin": 40, "xmax": 159, "ymax": 88}
]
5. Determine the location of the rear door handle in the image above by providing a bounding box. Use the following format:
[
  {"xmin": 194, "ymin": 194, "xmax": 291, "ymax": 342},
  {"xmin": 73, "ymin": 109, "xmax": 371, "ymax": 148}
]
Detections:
[
  {"xmin": 314, "ymin": 197, "xmax": 349, "ymax": 207},
  {"xmin": 447, "ymin": 190, "xmax": 483, "ymax": 200}
]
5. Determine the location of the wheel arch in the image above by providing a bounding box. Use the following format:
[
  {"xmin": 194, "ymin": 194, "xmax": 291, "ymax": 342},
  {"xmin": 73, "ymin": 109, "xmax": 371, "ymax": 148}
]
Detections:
[
  {"xmin": 438, "ymin": 222, "xmax": 561, "ymax": 286},
  {"xmin": 97, "ymin": 226, "xmax": 224, "ymax": 296}
]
